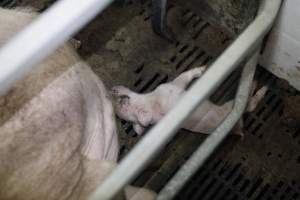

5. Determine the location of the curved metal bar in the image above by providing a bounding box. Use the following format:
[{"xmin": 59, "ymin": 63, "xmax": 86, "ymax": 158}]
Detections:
[
  {"xmin": 89, "ymin": 0, "xmax": 281, "ymax": 199},
  {"xmin": 157, "ymin": 50, "xmax": 259, "ymax": 200}
]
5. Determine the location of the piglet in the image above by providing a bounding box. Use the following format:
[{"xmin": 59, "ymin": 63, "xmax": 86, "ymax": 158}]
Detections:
[
  {"xmin": 0, "ymin": 7, "xmax": 155, "ymax": 200},
  {"xmin": 111, "ymin": 66, "xmax": 267, "ymax": 136}
]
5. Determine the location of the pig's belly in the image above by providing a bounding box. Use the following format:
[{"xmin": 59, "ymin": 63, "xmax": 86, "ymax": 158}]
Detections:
[
  {"xmin": 183, "ymin": 101, "xmax": 223, "ymax": 134},
  {"xmin": 0, "ymin": 63, "xmax": 119, "ymax": 199},
  {"xmin": 76, "ymin": 63, "xmax": 119, "ymax": 161},
  {"xmin": 0, "ymin": 62, "xmax": 119, "ymax": 162}
]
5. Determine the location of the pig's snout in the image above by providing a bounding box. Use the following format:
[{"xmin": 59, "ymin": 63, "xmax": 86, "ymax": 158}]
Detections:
[
  {"xmin": 118, "ymin": 95, "xmax": 130, "ymax": 105},
  {"xmin": 111, "ymin": 85, "xmax": 131, "ymax": 95},
  {"xmin": 110, "ymin": 86, "xmax": 133, "ymax": 106},
  {"xmin": 110, "ymin": 86, "xmax": 140, "ymax": 123}
]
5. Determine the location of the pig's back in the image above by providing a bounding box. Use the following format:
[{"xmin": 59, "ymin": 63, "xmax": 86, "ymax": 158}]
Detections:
[
  {"xmin": 0, "ymin": 7, "xmax": 80, "ymax": 126},
  {"xmin": 0, "ymin": 8, "xmax": 119, "ymax": 200},
  {"xmin": 0, "ymin": 7, "xmax": 37, "ymax": 46}
]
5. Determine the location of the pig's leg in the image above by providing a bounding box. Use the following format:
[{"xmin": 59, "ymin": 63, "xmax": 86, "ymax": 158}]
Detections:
[
  {"xmin": 76, "ymin": 160, "xmax": 124, "ymax": 200},
  {"xmin": 125, "ymin": 186, "xmax": 157, "ymax": 200},
  {"xmin": 172, "ymin": 66, "xmax": 207, "ymax": 89},
  {"xmin": 198, "ymin": 85, "xmax": 268, "ymax": 138},
  {"xmin": 79, "ymin": 159, "xmax": 156, "ymax": 200},
  {"xmin": 186, "ymin": 99, "xmax": 243, "ymax": 138},
  {"xmin": 200, "ymin": 85, "xmax": 268, "ymax": 138},
  {"xmin": 232, "ymin": 119, "xmax": 245, "ymax": 139},
  {"xmin": 133, "ymin": 123, "xmax": 145, "ymax": 135},
  {"xmin": 247, "ymin": 85, "xmax": 268, "ymax": 112}
]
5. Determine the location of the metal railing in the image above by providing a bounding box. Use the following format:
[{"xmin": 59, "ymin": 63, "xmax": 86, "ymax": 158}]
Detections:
[
  {"xmin": 0, "ymin": 0, "xmax": 113, "ymax": 95},
  {"xmin": 0, "ymin": 0, "xmax": 281, "ymax": 199},
  {"xmin": 89, "ymin": 0, "xmax": 282, "ymax": 199},
  {"xmin": 157, "ymin": 50, "xmax": 259, "ymax": 200}
]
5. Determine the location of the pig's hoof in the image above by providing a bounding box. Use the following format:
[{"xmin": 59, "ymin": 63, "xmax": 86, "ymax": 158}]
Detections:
[
  {"xmin": 200, "ymin": 65, "xmax": 208, "ymax": 70},
  {"xmin": 236, "ymin": 131, "xmax": 245, "ymax": 140},
  {"xmin": 133, "ymin": 123, "xmax": 145, "ymax": 135},
  {"xmin": 70, "ymin": 38, "xmax": 82, "ymax": 49},
  {"xmin": 198, "ymin": 67, "xmax": 206, "ymax": 73}
]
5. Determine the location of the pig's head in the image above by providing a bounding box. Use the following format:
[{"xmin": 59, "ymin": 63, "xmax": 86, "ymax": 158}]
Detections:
[
  {"xmin": 110, "ymin": 85, "xmax": 153, "ymax": 127},
  {"xmin": 110, "ymin": 86, "xmax": 138, "ymax": 121}
]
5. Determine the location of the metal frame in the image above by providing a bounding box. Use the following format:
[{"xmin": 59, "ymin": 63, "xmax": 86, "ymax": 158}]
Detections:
[
  {"xmin": 151, "ymin": 0, "xmax": 175, "ymax": 41},
  {"xmin": 89, "ymin": 0, "xmax": 281, "ymax": 199},
  {"xmin": 0, "ymin": 0, "xmax": 113, "ymax": 95},
  {"xmin": 0, "ymin": 0, "xmax": 281, "ymax": 199},
  {"xmin": 157, "ymin": 50, "xmax": 259, "ymax": 200}
]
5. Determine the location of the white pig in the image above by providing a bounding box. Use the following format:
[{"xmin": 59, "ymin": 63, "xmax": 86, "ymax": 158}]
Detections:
[
  {"xmin": 111, "ymin": 65, "xmax": 267, "ymax": 136},
  {"xmin": 0, "ymin": 7, "xmax": 155, "ymax": 200}
]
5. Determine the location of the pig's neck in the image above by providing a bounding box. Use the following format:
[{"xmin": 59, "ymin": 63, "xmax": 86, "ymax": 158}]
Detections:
[{"xmin": 132, "ymin": 92, "xmax": 163, "ymax": 122}]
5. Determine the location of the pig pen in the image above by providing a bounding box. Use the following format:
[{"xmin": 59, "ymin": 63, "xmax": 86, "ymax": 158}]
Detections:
[{"xmin": 2, "ymin": 0, "xmax": 300, "ymax": 199}]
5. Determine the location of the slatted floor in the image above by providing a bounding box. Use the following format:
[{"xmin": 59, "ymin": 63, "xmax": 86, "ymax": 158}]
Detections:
[{"xmin": 2, "ymin": 0, "xmax": 299, "ymax": 199}]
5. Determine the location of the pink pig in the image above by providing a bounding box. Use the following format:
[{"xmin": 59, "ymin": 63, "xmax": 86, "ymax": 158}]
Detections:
[
  {"xmin": 111, "ymin": 66, "xmax": 267, "ymax": 137},
  {"xmin": 0, "ymin": 7, "xmax": 155, "ymax": 200}
]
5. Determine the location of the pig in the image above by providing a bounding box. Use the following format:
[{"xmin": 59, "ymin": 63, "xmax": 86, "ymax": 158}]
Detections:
[
  {"xmin": 0, "ymin": 7, "xmax": 155, "ymax": 200},
  {"xmin": 111, "ymin": 65, "xmax": 267, "ymax": 137}
]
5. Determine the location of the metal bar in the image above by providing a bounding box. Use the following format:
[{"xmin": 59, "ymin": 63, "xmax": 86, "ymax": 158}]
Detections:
[
  {"xmin": 0, "ymin": 0, "xmax": 113, "ymax": 95},
  {"xmin": 89, "ymin": 0, "xmax": 282, "ymax": 199},
  {"xmin": 157, "ymin": 50, "xmax": 259, "ymax": 200},
  {"xmin": 151, "ymin": 0, "xmax": 175, "ymax": 41},
  {"xmin": 152, "ymin": 0, "xmax": 167, "ymax": 31}
]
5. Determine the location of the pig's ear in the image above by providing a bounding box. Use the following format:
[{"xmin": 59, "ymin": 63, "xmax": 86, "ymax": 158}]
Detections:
[
  {"xmin": 118, "ymin": 95, "xmax": 130, "ymax": 106},
  {"xmin": 137, "ymin": 108, "xmax": 152, "ymax": 127}
]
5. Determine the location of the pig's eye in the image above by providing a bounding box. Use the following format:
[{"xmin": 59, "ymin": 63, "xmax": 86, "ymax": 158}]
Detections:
[
  {"xmin": 111, "ymin": 89, "xmax": 119, "ymax": 94},
  {"xmin": 119, "ymin": 95, "xmax": 130, "ymax": 105}
]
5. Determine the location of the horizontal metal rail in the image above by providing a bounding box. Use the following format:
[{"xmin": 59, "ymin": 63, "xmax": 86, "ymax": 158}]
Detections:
[
  {"xmin": 157, "ymin": 50, "xmax": 259, "ymax": 200},
  {"xmin": 89, "ymin": 0, "xmax": 282, "ymax": 199},
  {"xmin": 0, "ymin": 0, "xmax": 113, "ymax": 95}
]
